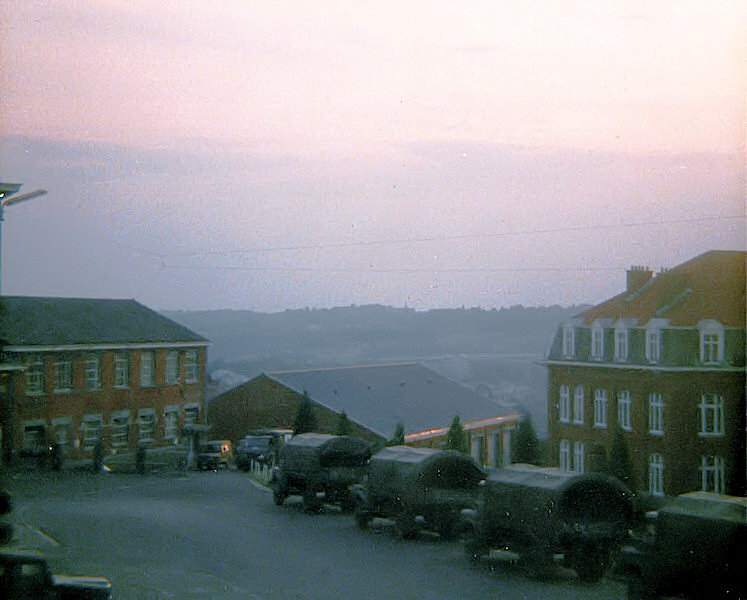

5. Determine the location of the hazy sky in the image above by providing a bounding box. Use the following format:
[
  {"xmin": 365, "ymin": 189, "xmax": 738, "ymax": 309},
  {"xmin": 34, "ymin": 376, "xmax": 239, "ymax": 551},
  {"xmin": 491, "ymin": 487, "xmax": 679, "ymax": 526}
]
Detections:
[{"xmin": 1, "ymin": 1, "xmax": 744, "ymax": 311}]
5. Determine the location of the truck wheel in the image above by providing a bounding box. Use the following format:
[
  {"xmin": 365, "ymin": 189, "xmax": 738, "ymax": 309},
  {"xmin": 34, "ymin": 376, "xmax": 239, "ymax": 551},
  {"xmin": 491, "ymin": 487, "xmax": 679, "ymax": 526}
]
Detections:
[
  {"xmin": 568, "ymin": 543, "xmax": 609, "ymax": 583},
  {"xmin": 395, "ymin": 512, "xmax": 419, "ymax": 540}
]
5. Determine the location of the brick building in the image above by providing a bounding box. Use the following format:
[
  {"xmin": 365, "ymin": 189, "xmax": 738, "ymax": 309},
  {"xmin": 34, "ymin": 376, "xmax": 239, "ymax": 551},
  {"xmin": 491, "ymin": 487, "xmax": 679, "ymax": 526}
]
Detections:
[
  {"xmin": 544, "ymin": 250, "xmax": 746, "ymax": 497},
  {"xmin": 208, "ymin": 362, "xmax": 520, "ymax": 468},
  {"xmin": 0, "ymin": 296, "xmax": 209, "ymax": 461}
]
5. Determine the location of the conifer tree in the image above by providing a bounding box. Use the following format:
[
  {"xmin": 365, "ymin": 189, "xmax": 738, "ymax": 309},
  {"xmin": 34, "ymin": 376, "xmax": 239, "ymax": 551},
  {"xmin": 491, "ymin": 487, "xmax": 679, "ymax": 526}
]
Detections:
[
  {"xmin": 444, "ymin": 415, "xmax": 467, "ymax": 453},
  {"xmin": 510, "ymin": 415, "xmax": 541, "ymax": 464},
  {"xmin": 335, "ymin": 410, "xmax": 354, "ymax": 436},
  {"xmin": 293, "ymin": 391, "xmax": 318, "ymax": 435},
  {"xmin": 387, "ymin": 422, "xmax": 405, "ymax": 446}
]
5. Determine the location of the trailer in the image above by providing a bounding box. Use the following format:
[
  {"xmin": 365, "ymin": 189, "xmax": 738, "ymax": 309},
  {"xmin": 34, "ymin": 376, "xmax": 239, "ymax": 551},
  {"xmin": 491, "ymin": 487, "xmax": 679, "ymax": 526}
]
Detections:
[
  {"xmin": 463, "ymin": 463, "xmax": 634, "ymax": 582},
  {"xmin": 352, "ymin": 445, "xmax": 485, "ymax": 539},
  {"xmin": 270, "ymin": 433, "xmax": 371, "ymax": 512}
]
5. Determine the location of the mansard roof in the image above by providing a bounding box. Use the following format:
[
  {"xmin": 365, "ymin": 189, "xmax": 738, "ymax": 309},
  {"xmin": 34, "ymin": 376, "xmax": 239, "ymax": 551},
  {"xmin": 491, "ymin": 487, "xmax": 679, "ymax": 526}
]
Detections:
[
  {"xmin": 578, "ymin": 250, "xmax": 746, "ymax": 328},
  {"xmin": 0, "ymin": 296, "xmax": 208, "ymax": 348}
]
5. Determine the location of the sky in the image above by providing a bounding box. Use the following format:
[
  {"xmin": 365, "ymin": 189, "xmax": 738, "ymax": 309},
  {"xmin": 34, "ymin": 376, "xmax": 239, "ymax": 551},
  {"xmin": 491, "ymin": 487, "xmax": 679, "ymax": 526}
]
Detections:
[{"xmin": 1, "ymin": 1, "xmax": 745, "ymax": 312}]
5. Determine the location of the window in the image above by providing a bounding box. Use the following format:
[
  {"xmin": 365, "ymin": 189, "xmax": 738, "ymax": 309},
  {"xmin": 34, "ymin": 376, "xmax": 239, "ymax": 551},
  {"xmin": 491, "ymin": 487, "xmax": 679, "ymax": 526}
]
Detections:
[
  {"xmin": 82, "ymin": 415, "xmax": 103, "ymax": 450},
  {"xmin": 648, "ymin": 393, "xmax": 664, "ymax": 435},
  {"xmin": 573, "ymin": 386, "xmax": 584, "ymax": 424},
  {"xmin": 165, "ymin": 351, "xmax": 179, "ymax": 385},
  {"xmin": 559, "ymin": 385, "xmax": 571, "ymax": 423},
  {"xmin": 184, "ymin": 350, "xmax": 199, "ymax": 382},
  {"xmin": 591, "ymin": 324, "xmax": 604, "ymax": 360},
  {"xmin": 138, "ymin": 409, "xmax": 156, "ymax": 442},
  {"xmin": 614, "ymin": 327, "xmax": 628, "ymax": 361},
  {"xmin": 648, "ymin": 453, "xmax": 664, "ymax": 496},
  {"xmin": 164, "ymin": 406, "xmax": 179, "ymax": 441},
  {"xmin": 698, "ymin": 394, "xmax": 725, "ymax": 436},
  {"xmin": 562, "ymin": 325, "xmax": 575, "ymax": 358},
  {"xmin": 140, "ymin": 351, "xmax": 155, "ymax": 387},
  {"xmin": 114, "ymin": 354, "xmax": 130, "ymax": 388},
  {"xmin": 699, "ymin": 455, "xmax": 725, "ymax": 494},
  {"xmin": 559, "ymin": 440, "xmax": 571, "ymax": 472},
  {"xmin": 25, "ymin": 357, "xmax": 45, "ymax": 395},
  {"xmin": 84, "ymin": 356, "xmax": 101, "ymax": 390},
  {"xmin": 594, "ymin": 389, "xmax": 607, "ymax": 428},
  {"xmin": 646, "ymin": 329, "xmax": 661, "ymax": 363},
  {"xmin": 617, "ymin": 390, "xmax": 632, "ymax": 431},
  {"xmin": 22, "ymin": 423, "xmax": 46, "ymax": 452},
  {"xmin": 699, "ymin": 321, "xmax": 724, "ymax": 364},
  {"xmin": 52, "ymin": 419, "xmax": 72, "ymax": 445},
  {"xmin": 573, "ymin": 441, "xmax": 585, "ymax": 474},
  {"xmin": 53, "ymin": 359, "xmax": 72, "ymax": 392},
  {"xmin": 111, "ymin": 412, "xmax": 130, "ymax": 448},
  {"xmin": 183, "ymin": 404, "xmax": 199, "ymax": 425}
]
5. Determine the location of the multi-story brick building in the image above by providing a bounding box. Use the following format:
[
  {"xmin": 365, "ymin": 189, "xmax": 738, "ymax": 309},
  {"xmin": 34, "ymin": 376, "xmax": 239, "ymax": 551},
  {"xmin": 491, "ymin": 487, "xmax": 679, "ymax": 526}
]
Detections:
[
  {"xmin": 0, "ymin": 296, "xmax": 209, "ymax": 461},
  {"xmin": 544, "ymin": 250, "xmax": 745, "ymax": 497}
]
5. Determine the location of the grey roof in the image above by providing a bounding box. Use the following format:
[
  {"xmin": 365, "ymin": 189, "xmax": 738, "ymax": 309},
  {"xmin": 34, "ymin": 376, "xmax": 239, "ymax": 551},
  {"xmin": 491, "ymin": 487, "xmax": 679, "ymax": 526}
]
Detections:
[
  {"xmin": 0, "ymin": 296, "xmax": 208, "ymax": 347},
  {"xmin": 266, "ymin": 362, "xmax": 515, "ymax": 438}
]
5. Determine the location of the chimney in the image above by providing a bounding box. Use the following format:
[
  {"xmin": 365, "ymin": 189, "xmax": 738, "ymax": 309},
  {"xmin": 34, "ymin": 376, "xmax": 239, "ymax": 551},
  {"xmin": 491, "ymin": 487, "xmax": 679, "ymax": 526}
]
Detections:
[{"xmin": 626, "ymin": 265, "xmax": 653, "ymax": 292}]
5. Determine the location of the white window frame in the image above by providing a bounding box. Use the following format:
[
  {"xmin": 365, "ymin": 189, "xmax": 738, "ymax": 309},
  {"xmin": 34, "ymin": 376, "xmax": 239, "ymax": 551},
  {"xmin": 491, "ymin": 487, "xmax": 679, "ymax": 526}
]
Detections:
[
  {"xmin": 82, "ymin": 414, "xmax": 103, "ymax": 450},
  {"xmin": 591, "ymin": 323, "xmax": 604, "ymax": 360},
  {"xmin": 559, "ymin": 385, "xmax": 571, "ymax": 423},
  {"xmin": 699, "ymin": 455, "xmax": 725, "ymax": 494},
  {"xmin": 114, "ymin": 354, "xmax": 130, "ymax": 388},
  {"xmin": 559, "ymin": 439, "xmax": 571, "ymax": 472},
  {"xmin": 53, "ymin": 358, "xmax": 72, "ymax": 393},
  {"xmin": 165, "ymin": 351, "xmax": 179, "ymax": 385},
  {"xmin": 164, "ymin": 405, "xmax": 179, "ymax": 441},
  {"xmin": 110, "ymin": 411, "xmax": 130, "ymax": 448},
  {"xmin": 698, "ymin": 394, "xmax": 725, "ymax": 437},
  {"xmin": 137, "ymin": 409, "xmax": 156, "ymax": 442},
  {"xmin": 614, "ymin": 326, "xmax": 629, "ymax": 362},
  {"xmin": 84, "ymin": 355, "xmax": 101, "ymax": 391},
  {"xmin": 183, "ymin": 403, "xmax": 199, "ymax": 425},
  {"xmin": 648, "ymin": 453, "xmax": 664, "ymax": 496},
  {"xmin": 617, "ymin": 390, "xmax": 632, "ymax": 431},
  {"xmin": 25, "ymin": 357, "xmax": 46, "ymax": 395},
  {"xmin": 593, "ymin": 389, "xmax": 607, "ymax": 428},
  {"xmin": 562, "ymin": 325, "xmax": 575, "ymax": 358},
  {"xmin": 140, "ymin": 351, "xmax": 155, "ymax": 387},
  {"xmin": 573, "ymin": 441, "xmax": 585, "ymax": 474},
  {"xmin": 51, "ymin": 417, "xmax": 72, "ymax": 445},
  {"xmin": 184, "ymin": 350, "xmax": 199, "ymax": 383},
  {"xmin": 699, "ymin": 321, "xmax": 724, "ymax": 364},
  {"xmin": 645, "ymin": 328, "xmax": 661, "ymax": 363},
  {"xmin": 648, "ymin": 393, "xmax": 664, "ymax": 435},
  {"xmin": 573, "ymin": 385, "xmax": 584, "ymax": 425},
  {"xmin": 22, "ymin": 420, "xmax": 47, "ymax": 451}
]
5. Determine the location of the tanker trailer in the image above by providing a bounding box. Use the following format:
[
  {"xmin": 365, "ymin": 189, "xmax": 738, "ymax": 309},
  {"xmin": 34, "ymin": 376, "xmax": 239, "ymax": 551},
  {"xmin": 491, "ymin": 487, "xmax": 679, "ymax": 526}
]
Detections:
[{"xmin": 463, "ymin": 463, "xmax": 634, "ymax": 583}]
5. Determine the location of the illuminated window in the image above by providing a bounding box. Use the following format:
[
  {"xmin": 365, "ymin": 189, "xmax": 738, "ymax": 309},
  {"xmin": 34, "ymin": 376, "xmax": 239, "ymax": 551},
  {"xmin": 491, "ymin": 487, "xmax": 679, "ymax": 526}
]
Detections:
[
  {"xmin": 559, "ymin": 385, "xmax": 571, "ymax": 423},
  {"xmin": 594, "ymin": 389, "xmax": 607, "ymax": 428},
  {"xmin": 617, "ymin": 390, "xmax": 632, "ymax": 431}
]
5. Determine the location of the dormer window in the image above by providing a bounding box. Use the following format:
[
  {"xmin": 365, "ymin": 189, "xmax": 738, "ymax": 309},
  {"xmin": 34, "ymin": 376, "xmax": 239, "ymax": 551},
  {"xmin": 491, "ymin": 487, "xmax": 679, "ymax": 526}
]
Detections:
[
  {"xmin": 562, "ymin": 325, "xmax": 576, "ymax": 358},
  {"xmin": 591, "ymin": 323, "xmax": 604, "ymax": 360},
  {"xmin": 698, "ymin": 320, "xmax": 724, "ymax": 364},
  {"xmin": 614, "ymin": 326, "xmax": 629, "ymax": 361},
  {"xmin": 646, "ymin": 328, "xmax": 661, "ymax": 363}
]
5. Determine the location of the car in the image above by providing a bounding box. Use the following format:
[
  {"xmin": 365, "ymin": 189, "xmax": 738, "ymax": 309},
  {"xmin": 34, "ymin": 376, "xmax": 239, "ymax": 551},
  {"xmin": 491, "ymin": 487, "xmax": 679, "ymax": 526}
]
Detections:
[
  {"xmin": 195, "ymin": 440, "xmax": 232, "ymax": 470},
  {"xmin": 351, "ymin": 445, "xmax": 485, "ymax": 539},
  {"xmin": 235, "ymin": 435, "xmax": 275, "ymax": 471},
  {"xmin": 462, "ymin": 463, "xmax": 634, "ymax": 583},
  {"xmin": 270, "ymin": 433, "xmax": 371, "ymax": 512},
  {"xmin": 618, "ymin": 491, "xmax": 746, "ymax": 599},
  {"xmin": 0, "ymin": 547, "xmax": 113, "ymax": 599}
]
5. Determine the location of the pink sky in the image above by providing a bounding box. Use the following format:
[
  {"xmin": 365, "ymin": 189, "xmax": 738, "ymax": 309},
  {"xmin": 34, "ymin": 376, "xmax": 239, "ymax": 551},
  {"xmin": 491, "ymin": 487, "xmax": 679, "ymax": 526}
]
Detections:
[{"xmin": 0, "ymin": 1, "xmax": 744, "ymax": 310}]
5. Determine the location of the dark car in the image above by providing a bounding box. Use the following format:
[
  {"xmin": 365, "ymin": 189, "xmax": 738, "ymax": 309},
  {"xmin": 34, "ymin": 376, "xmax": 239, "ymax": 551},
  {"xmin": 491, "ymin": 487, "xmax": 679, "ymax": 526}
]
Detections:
[
  {"xmin": 351, "ymin": 445, "xmax": 485, "ymax": 539},
  {"xmin": 462, "ymin": 463, "xmax": 634, "ymax": 583},
  {"xmin": 235, "ymin": 435, "xmax": 275, "ymax": 471},
  {"xmin": 195, "ymin": 440, "xmax": 232, "ymax": 470},
  {"xmin": 0, "ymin": 548, "xmax": 113, "ymax": 599},
  {"xmin": 618, "ymin": 491, "xmax": 746, "ymax": 599},
  {"xmin": 270, "ymin": 433, "xmax": 371, "ymax": 512}
]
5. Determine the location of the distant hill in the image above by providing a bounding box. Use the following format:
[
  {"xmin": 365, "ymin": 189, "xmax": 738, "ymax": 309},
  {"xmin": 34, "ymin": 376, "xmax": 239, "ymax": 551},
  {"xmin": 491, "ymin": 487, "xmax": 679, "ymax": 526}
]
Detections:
[{"xmin": 163, "ymin": 304, "xmax": 587, "ymax": 436}]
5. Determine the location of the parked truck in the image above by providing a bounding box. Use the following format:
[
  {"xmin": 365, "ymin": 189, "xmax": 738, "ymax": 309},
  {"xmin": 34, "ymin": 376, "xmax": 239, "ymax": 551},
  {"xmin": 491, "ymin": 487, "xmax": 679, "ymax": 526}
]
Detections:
[
  {"xmin": 270, "ymin": 433, "xmax": 371, "ymax": 512},
  {"xmin": 0, "ymin": 548, "xmax": 113, "ymax": 599},
  {"xmin": 351, "ymin": 445, "xmax": 485, "ymax": 539},
  {"xmin": 618, "ymin": 491, "xmax": 746, "ymax": 599},
  {"xmin": 462, "ymin": 463, "xmax": 634, "ymax": 583}
]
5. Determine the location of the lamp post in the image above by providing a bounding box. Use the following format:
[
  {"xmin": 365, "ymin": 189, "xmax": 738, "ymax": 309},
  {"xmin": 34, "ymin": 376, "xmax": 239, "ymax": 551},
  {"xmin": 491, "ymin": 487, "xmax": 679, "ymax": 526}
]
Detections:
[{"xmin": 0, "ymin": 182, "xmax": 48, "ymax": 295}]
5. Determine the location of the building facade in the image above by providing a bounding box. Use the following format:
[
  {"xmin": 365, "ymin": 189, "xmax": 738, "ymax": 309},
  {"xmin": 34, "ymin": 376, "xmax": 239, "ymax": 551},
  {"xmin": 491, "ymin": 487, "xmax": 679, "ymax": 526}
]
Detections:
[
  {"xmin": 0, "ymin": 296, "xmax": 209, "ymax": 461},
  {"xmin": 544, "ymin": 251, "xmax": 746, "ymax": 497}
]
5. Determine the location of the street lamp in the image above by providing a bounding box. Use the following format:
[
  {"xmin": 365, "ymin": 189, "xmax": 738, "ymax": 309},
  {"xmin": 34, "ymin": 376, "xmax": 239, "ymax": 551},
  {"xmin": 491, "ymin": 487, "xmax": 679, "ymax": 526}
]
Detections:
[{"xmin": 0, "ymin": 182, "xmax": 48, "ymax": 294}]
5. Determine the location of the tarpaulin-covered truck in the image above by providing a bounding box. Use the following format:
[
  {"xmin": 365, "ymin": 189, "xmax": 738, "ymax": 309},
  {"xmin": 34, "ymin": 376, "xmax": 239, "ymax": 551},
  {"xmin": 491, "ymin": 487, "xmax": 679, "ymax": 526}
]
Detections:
[
  {"xmin": 462, "ymin": 463, "xmax": 634, "ymax": 583},
  {"xmin": 270, "ymin": 433, "xmax": 371, "ymax": 512},
  {"xmin": 619, "ymin": 491, "xmax": 746, "ymax": 599},
  {"xmin": 351, "ymin": 445, "xmax": 485, "ymax": 539}
]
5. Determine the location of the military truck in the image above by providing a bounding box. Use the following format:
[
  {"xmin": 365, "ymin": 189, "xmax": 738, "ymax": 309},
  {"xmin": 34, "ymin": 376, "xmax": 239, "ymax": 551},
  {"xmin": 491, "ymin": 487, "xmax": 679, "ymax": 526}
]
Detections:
[
  {"xmin": 619, "ymin": 491, "xmax": 746, "ymax": 599},
  {"xmin": 462, "ymin": 463, "xmax": 633, "ymax": 583},
  {"xmin": 270, "ymin": 433, "xmax": 371, "ymax": 512},
  {"xmin": 0, "ymin": 548, "xmax": 113, "ymax": 599},
  {"xmin": 351, "ymin": 445, "xmax": 485, "ymax": 539}
]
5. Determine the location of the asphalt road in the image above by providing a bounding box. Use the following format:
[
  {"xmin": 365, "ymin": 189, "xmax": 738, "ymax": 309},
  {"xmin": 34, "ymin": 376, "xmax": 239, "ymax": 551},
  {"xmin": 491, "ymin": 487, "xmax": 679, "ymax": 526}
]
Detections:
[{"xmin": 2, "ymin": 468, "xmax": 627, "ymax": 599}]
